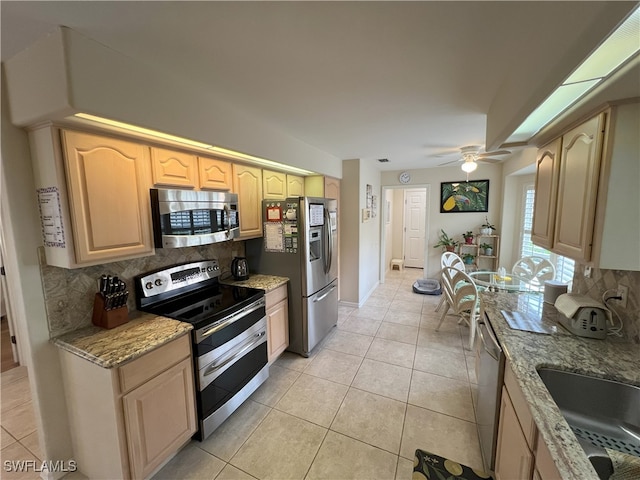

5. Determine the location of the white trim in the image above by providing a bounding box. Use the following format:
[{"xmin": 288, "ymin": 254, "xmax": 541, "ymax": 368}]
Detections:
[{"xmin": 379, "ymin": 184, "xmax": 430, "ymax": 285}]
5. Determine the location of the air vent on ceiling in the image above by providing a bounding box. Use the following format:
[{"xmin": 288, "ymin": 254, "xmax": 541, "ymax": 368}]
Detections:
[{"xmin": 377, "ymin": 158, "xmax": 389, "ymax": 163}]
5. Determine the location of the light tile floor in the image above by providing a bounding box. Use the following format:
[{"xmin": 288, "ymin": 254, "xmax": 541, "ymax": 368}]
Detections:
[
  {"xmin": 154, "ymin": 267, "xmax": 483, "ymax": 480},
  {"xmin": 0, "ymin": 366, "xmax": 43, "ymax": 480}
]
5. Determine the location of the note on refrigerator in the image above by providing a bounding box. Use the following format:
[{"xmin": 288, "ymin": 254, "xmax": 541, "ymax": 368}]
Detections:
[{"xmin": 264, "ymin": 222, "xmax": 284, "ymax": 252}]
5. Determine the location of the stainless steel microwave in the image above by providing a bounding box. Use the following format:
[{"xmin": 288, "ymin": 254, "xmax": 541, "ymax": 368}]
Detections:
[{"xmin": 150, "ymin": 189, "xmax": 239, "ymax": 248}]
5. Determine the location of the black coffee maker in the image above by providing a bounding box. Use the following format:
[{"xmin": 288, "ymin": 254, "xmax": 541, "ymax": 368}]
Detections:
[{"xmin": 231, "ymin": 257, "xmax": 249, "ymax": 281}]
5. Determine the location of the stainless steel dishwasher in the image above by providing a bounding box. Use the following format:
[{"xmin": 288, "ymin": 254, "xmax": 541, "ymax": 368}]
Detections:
[{"xmin": 475, "ymin": 312, "xmax": 505, "ymax": 472}]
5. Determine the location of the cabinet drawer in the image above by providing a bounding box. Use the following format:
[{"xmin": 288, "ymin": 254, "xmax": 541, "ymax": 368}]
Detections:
[
  {"xmin": 118, "ymin": 334, "xmax": 191, "ymax": 394},
  {"xmin": 504, "ymin": 363, "xmax": 537, "ymax": 449},
  {"xmin": 265, "ymin": 284, "xmax": 288, "ymax": 308}
]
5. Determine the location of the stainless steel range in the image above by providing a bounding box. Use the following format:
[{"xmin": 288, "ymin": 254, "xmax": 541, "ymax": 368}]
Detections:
[{"xmin": 135, "ymin": 260, "xmax": 268, "ymax": 440}]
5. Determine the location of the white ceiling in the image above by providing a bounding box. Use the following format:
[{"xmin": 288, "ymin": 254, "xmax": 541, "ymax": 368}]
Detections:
[{"xmin": 1, "ymin": 1, "xmax": 638, "ymax": 171}]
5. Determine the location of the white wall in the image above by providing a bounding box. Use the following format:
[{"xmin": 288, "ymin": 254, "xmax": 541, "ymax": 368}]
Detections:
[
  {"xmin": 339, "ymin": 159, "xmax": 381, "ymax": 305},
  {"xmin": 1, "ymin": 70, "xmax": 74, "ymax": 465},
  {"xmin": 381, "ymin": 165, "xmax": 503, "ymax": 279}
]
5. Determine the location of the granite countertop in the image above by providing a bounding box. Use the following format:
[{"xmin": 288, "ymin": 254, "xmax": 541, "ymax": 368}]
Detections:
[
  {"xmin": 221, "ymin": 274, "xmax": 289, "ymax": 292},
  {"xmin": 480, "ymin": 292, "xmax": 639, "ymax": 480},
  {"xmin": 52, "ymin": 313, "xmax": 193, "ymax": 369}
]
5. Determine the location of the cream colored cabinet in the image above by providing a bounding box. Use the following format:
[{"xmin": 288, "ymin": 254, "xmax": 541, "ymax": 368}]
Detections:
[
  {"xmin": 495, "ymin": 362, "xmax": 564, "ymax": 480},
  {"xmin": 61, "ymin": 129, "xmax": 155, "ymax": 265},
  {"xmin": 233, "ymin": 164, "xmax": 263, "ymax": 238},
  {"xmin": 150, "ymin": 147, "xmax": 198, "ymax": 188},
  {"xmin": 552, "ymin": 113, "xmax": 605, "ymax": 261},
  {"xmin": 531, "ymin": 138, "xmax": 561, "ymax": 249},
  {"xmin": 58, "ymin": 334, "xmax": 196, "ymax": 480},
  {"xmin": 495, "ymin": 386, "xmax": 534, "ymax": 480},
  {"xmin": 263, "ymin": 169, "xmax": 287, "ymax": 199},
  {"xmin": 287, "ymin": 175, "xmax": 305, "ymax": 197},
  {"xmin": 198, "ymin": 157, "xmax": 233, "ymax": 190},
  {"xmin": 265, "ymin": 284, "xmax": 289, "ymax": 363}
]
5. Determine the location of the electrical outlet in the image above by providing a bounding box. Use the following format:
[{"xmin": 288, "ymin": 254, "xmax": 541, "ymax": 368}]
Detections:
[{"xmin": 618, "ymin": 284, "xmax": 629, "ymax": 309}]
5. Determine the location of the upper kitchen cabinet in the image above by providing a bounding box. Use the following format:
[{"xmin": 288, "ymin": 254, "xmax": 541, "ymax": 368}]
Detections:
[
  {"xmin": 286, "ymin": 175, "xmax": 305, "ymax": 197},
  {"xmin": 263, "ymin": 170, "xmax": 306, "ymax": 199},
  {"xmin": 150, "ymin": 147, "xmax": 198, "ymax": 188},
  {"xmin": 552, "ymin": 113, "xmax": 605, "ymax": 261},
  {"xmin": 262, "ymin": 170, "xmax": 287, "ymax": 199},
  {"xmin": 198, "ymin": 157, "xmax": 232, "ymax": 191},
  {"xmin": 532, "ymin": 101, "xmax": 640, "ymax": 270},
  {"xmin": 62, "ymin": 130, "xmax": 155, "ymax": 265},
  {"xmin": 304, "ymin": 175, "xmax": 340, "ymax": 200},
  {"xmin": 531, "ymin": 138, "xmax": 561, "ymax": 249},
  {"xmin": 232, "ymin": 164, "xmax": 263, "ymax": 239},
  {"xmin": 28, "ymin": 126, "xmax": 154, "ymax": 268}
]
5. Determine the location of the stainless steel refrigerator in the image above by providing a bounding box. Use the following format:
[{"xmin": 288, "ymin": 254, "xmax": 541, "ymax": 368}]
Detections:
[{"xmin": 246, "ymin": 197, "xmax": 338, "ymax": 357}]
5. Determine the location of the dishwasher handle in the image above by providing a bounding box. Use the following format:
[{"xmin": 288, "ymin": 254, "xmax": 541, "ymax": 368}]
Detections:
[{"xmin": 478, "ymin": 320, "xmax": 501, "ymax": 362}]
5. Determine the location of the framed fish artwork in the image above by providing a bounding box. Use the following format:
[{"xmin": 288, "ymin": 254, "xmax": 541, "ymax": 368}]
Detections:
[{"xmin": 440, "ymin": 180, "xmax": 489, "ymax": 213}]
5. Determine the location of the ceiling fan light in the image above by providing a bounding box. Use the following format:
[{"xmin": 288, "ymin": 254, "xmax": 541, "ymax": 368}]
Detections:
[{"xmin": 461, "ymin": 161, "xmax": 477, "ymax": 173}]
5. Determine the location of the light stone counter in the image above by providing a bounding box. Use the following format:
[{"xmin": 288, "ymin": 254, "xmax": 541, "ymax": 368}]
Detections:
[
  {"xmin": 221, "ymin": 274, "xmax": 289, "ymax": 292},
  {"xmin": 52, "ymin": 313, "xmax": 192, "ymax": 369},
  {"xmin": 481, "ymin": 291, "xmax": 639, "ymax": 480}
]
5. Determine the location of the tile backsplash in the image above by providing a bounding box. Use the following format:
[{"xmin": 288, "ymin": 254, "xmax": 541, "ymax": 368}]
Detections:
[
  {"xmin": 39, "ymin": 242, "xmax": 245, "ymax": 338},
  {"xmin": 572, "ymin": 264, "xmax": 639, "ymax": 344}
]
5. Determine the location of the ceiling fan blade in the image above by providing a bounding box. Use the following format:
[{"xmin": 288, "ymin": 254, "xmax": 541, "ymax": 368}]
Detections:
[
  {"xmin": 477, "ymin": 157, "xmax": 502, "ymax": 164},
  {"xmin": 437, "ymin": 158, "xmax": 462, "ymax": 166}
]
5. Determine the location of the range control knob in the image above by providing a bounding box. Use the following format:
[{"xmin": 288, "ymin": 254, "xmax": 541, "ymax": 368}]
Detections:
[
  {"xmin": 207, "ymin": 266, "xmax": 214, "ymax": 272},
  {"xmin": 154, "ymin": 279, "xmax": 163, "ymax": 286},
  {"xmin": 145, "ymin": 282, "xmax": 153, "ymax": 290}
]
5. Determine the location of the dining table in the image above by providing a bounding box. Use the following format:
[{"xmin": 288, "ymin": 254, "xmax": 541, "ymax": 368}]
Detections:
[{"xmin": 468, "ymin": 270, "xmax": 542, "ymax": 293}]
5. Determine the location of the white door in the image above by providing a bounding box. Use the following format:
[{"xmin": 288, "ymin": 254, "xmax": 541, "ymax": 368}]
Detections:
[{"xmin": 403, "ymin": 188, "xmax": 426, "ymax": 268}]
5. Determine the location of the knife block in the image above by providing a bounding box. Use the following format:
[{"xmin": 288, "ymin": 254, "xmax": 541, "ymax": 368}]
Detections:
[{"xmin": 92, "ymin": 293, "xmax": 129, "ymax": 329}]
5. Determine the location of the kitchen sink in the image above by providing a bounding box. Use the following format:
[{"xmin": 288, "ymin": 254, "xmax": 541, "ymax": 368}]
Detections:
[{"xmin": 537, "ymin": 367, "xmax": 640, "ymax": 479}]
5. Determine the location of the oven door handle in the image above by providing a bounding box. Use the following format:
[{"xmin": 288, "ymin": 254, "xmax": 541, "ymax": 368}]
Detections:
[
  {"xmin": 203, "ymin": 331, "xmax": 266, "ymax": 377},
  {"xmin": 199, "ymin": 300, "xmax": 264, "ymax": 340}
]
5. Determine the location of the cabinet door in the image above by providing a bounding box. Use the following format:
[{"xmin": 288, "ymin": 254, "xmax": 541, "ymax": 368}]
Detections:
[
  {"xmin": 287, "ymin": 175, "xmax": 305, "ymax": 197},
  {"xmin": 233, "ymin": 164, "xmax": 263, "ymax": 238},
  {"xmin": 263, "ymin": 170, "xmax": 287, "ymax": 199},
  {"xmin": 531, "ymin": 139, "xmax": 561, "ymax": 249},
  {"xmin": 267, "ymin": 298, "xmax": 289, "ymax": 363},
  {"xmin": 324, "ymin": 176, "xmax": 340, "ymax": 201},
  {"xmin": 495, "ymin": 387, "xmax": 534, "ymax": 480},
  {"xmin": 199, "ymin": 157, "xmax": 232, "ymax": 190},
  {"xmin": 123, "ymin": 357, "xmax": 196, "ymax": 479},
  {"xmin": 553, "ymin": 113, "xmax": 605, "ymax": 261},
  {"xmin": 151, "ymin": 147, "xmax": 198, "ymax": 188},
  {"xmin": 62, "ymin": 130, "xmax": 154, "ymax": 264}
]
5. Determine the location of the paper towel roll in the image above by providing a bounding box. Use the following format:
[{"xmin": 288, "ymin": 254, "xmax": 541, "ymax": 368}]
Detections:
[{"xmin": 544, "ymin": 281, "xmax": 568, "ymax": 304}]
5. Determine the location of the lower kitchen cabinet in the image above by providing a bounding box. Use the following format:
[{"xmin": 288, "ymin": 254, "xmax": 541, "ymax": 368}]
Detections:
[
  {"xmin": 265, "ymin": 284, "xmax": 289, "ymax": 363},
  {"xmin": 495, "ymin": 361, "xmax": 563, "ymax": 480},
  {"xmin": 58, "ymin": 333, "xmax": 196, "ymax": 479},
  {"xmin": 495, "ymin": 386, "xmax": 534, "ymax": 480}
]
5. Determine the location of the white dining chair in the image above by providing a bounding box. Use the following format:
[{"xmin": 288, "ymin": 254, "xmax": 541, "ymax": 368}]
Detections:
[
  {"xmin": 436, "ymin": 266, "xmax": 479, "ymax": 350},
  {"xmin": 435, "ymin": 252, "xmax": 465, "ymax": 312},
  {"xmin": 511, "ymin": 256, "xmax": 556, "ymax": 288}
]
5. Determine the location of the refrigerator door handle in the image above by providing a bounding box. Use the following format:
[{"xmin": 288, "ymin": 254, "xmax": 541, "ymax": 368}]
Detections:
[
  {"xmin": 323, "ymin": 207, "xmax": 333, "ymax": 274},
  {"xmin": 314, "ymin": 285, "xmax": 336, "ymax": 303}
]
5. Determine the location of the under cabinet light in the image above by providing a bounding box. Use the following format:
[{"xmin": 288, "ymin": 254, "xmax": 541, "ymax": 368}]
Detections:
[
  {"xmin": 74, "ymin": 113, "xmax": 214, "ymax": 149},
  {"xmin": 72, "ymin": 113, "xmax": 315, "ymax": 176}
]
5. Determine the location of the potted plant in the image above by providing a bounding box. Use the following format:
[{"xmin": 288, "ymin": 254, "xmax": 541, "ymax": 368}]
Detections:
[
  {"xmin": 433, "ymin": 229, "xmax": 458, "ymax": 252},
  {"xmin": 462, "ymin": 253, "xmax": 475, "ymax": 265},
  {"xmin": 480, "ymin": 243, "xmax": 493, "ymax": 256},
  {"xmin": 462, "ymin": 231, "xmax": 474, "ymax": 244},
  {"xmin": 481, "ymin": 217, "xmax": 496, "ymax": 235}
]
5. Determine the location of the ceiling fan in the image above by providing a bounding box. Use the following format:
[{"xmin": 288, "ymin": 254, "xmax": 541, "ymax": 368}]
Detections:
[{"xmin": 436, "ymin": 145, "xmax": 511, "ymax": 172}]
